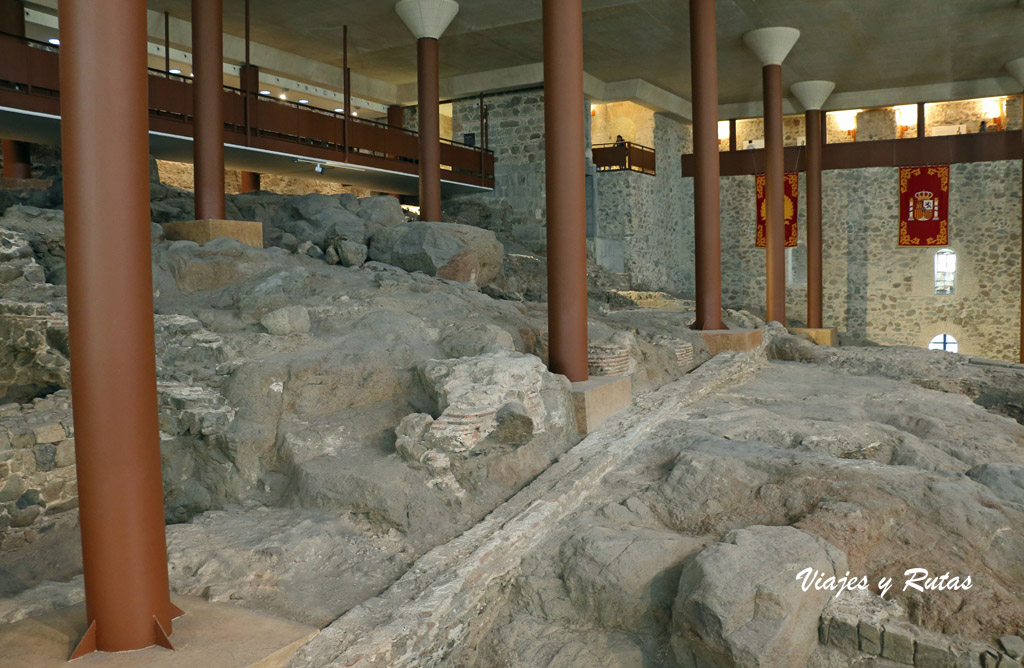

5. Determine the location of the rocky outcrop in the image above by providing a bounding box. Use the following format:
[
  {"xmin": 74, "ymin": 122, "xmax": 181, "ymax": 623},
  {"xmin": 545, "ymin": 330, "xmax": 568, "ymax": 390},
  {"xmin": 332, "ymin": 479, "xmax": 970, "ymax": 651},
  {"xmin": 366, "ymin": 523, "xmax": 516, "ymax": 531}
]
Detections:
[
  {"xmin": 671, "ymin": 525, "xmax": 848, "ymax": 668},
  {"xmin": 368, "ymin": 221, "xmax": 504, "ymax": 285}
]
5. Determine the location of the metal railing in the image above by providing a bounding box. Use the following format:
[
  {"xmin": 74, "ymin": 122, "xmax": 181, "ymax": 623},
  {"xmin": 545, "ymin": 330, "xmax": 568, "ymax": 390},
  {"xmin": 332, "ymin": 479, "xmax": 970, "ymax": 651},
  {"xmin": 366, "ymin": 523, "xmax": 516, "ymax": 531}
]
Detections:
[
  {"xmin": 593, "ymin": 141, "xmax": 656, "ymax": 175},
  {"xmin": 0, "ymin": 32, "xmax": 495, "ymax": 188}
]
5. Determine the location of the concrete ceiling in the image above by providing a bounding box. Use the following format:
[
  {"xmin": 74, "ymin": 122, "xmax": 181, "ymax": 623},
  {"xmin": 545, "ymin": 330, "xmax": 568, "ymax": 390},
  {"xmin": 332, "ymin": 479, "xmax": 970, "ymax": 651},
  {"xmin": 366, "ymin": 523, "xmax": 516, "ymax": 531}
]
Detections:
[{"xmin": 137, "ymin": 0, "xmax": 1024, "ymax": 109}]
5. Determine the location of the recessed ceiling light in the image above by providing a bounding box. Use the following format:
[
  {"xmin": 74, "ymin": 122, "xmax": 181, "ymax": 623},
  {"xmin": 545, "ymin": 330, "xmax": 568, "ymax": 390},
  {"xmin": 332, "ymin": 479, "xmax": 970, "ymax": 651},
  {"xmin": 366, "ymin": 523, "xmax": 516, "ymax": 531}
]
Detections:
[
  {"xmin": 260, "ymin": 90, "xmax": 271, "ymax": 95},
  {"xmin": 352, "ymin": 111, "xmax": 358, "ymax": 117},
  {"xmin": 334, "ymin": 108, "xmax": 344, "ymax": 113},
  {"xmin": 169, "ymin": 68, "xmax": 182, "ymax": 74},
  {"xmin": 188, "ymin": 72, "xmax": 194, "ymax": 77},
  {"xmin": 279, "ymin": 93, "xmax": 287, "ymax": 99},
  {"xmin": 298, "ymin": 99, "xmax": 309, "ymax": 104},
  {"xmin": 48, "ymin": 38, "xmax": 60, "ymax": 46}
]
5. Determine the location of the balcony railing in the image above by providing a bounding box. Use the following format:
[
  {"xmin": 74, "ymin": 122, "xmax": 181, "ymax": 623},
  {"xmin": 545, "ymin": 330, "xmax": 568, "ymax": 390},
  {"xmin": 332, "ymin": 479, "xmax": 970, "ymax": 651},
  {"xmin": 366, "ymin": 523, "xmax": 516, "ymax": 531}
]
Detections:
[
  {"xmin": 593, "ymin": 141, "xmax": 656, "ymax": 175},
  {"xmin": 0, "ymin": 31, "xmax": 495, "ymax": 189}
]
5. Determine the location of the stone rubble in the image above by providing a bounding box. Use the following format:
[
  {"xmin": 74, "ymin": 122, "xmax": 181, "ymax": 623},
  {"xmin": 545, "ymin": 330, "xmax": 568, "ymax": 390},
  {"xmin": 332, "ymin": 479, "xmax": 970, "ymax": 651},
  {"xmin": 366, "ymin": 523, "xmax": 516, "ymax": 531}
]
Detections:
[{"xmin": 1, "ymin": 174, "xmax": 1022, "ymax": 668}]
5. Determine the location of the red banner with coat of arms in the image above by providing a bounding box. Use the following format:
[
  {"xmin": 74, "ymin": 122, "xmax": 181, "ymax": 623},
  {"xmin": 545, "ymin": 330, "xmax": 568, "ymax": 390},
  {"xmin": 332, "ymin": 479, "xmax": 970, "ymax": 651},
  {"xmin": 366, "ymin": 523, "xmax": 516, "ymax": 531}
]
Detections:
[
  {"xmin": 755, "ymin": 172, "xmax": 799, "ymax": 248},
  {"xmin": 898, "ymin": 165, "xmax": 949, "ymax": 247}
]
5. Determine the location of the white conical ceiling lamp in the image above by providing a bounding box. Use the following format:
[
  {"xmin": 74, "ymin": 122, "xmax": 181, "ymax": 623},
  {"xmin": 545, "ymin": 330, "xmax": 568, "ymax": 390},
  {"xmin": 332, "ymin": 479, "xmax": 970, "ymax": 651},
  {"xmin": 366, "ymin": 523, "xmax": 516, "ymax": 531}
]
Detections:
[
  {"xmin": 395, "ymin": 0, "xmax": 459, "ymax": 40},
  {"xmin": 1006, "ymin": 57, "xmax": 1024, "ymax": 89},
  {"xmin": 791, "ymin": 80, "xmax": 836, "ymax": 110},
  {"xmin": 743, "ymin": 27, "xmax": 800, "ymax": 66}
]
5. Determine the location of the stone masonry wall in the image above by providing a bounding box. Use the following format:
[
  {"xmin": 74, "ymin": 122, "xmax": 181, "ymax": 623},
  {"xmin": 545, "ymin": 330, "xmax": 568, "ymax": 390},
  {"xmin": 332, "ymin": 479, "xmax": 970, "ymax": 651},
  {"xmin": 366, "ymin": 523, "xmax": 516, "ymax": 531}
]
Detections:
[
  {"xmin": 927, "ymin": 95, "xmax": 1023, "ymax": 134},
  {"xmin": 445, "ymin": 90, "xmax": 549, "ymax": 250},
  {"xmin": 0, "ymin": 391, "xmax": 77, "ymax": 551},
  {"xmin": 716, "ymin": 160, "xmax": 1023, "ymax": 362},
  {"xmin": 155, "ymin": 161, "xmax": 371, "ymax": 198},
  {"xmin": 735, "ymin": 115, "xmax": 807, "ymax": 148},
  {"xmin": 593, "ymin": 113, "xmax": 694, "ymax": 296}
]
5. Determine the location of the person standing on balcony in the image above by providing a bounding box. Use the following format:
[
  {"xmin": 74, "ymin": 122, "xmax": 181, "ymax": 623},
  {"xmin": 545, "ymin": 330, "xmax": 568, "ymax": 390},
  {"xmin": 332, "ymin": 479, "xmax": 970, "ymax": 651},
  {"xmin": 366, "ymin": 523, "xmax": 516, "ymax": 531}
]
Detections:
[{"xmin": 614, "ymin": 135, "xmax": 628, "ymax": 169}]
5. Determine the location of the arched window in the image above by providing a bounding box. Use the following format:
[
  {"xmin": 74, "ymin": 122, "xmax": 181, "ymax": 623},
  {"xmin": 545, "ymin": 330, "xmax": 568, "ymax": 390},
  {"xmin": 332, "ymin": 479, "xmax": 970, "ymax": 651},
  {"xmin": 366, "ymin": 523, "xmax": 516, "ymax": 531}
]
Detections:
[
  {"xmin": 934, "ymin": 249, "xmax": 956, "ymax": 294},
  {"xmin": 929, "ymin": 334, "xmax": 959, "ymax": 353}
]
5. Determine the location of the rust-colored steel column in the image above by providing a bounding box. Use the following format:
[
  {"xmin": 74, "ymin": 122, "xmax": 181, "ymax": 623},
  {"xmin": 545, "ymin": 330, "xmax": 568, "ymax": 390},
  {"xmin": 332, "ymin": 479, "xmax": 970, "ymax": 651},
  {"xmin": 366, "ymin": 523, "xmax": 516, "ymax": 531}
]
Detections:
[
  {"xmin": 239, "ymin": 171, "xmax": 260, "ymax": 192},
  {"xmin": 1, "ymin": 0, "xmax": 31, "ymax": 180},
  {"xmin": 387, "ymin": 105, "xmax": 404, "ymax": 129},
  {"xmin": 58, "ymin": 0, "xmax": 179, "ymax": 656},
  {"xmin": 417, "ymin": 37, "xmax": 442, "ymax": 221},
  {"xmin": 0, "ymin": 0, "xmax": 24, "ymax": 32},
  {"xmin": 806, "ymin": 108, "xmax": 824, "ymax": 328},
  {"xmin": 543, "ymin": 0, "xmax": 588, "ymax": 381},
  {"xmin": 745, "ymin": 27, "xmax": 798, "ymax": 325},
  {"xmin": 2, "ymin": 139, "xmax": 30, "ymax": 179},
  {"xmin": 690, "ymin": 0, "xmax": 724, "ymax": 331},
  {"xmin": 191, "ymin": 0, "xmax": 226, "ymax": 220},
  {"xmin": 917, "ymin": 102, "xmax": 926, "ymax": 138},
  {"xmin": 763, "ymin": 63, "xmax": 786, "ymax": 324}
]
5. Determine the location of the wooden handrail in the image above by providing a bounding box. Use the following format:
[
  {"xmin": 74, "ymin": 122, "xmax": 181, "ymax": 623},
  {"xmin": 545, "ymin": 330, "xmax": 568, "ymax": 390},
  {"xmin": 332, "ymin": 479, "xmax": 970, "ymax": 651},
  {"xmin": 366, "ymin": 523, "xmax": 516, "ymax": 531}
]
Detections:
[
  {"xmin": 593, "ymin": 141, "xmax": 656, "ymax": 175},
  {"xmin": 681, "ymin": 130, "xmax": 1023, "ymax": 177},
  {"xmin": 0, "ymin": 32, "xmax": 494, "ymax": 188}
]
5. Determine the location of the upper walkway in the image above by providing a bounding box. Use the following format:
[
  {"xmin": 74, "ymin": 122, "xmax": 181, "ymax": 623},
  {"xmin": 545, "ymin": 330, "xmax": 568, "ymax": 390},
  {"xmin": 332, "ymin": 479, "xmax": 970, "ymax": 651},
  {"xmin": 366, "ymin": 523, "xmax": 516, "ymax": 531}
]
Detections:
[{"xmin": 0, "ymin": 32, "xmax": 494, "ymax": 196}]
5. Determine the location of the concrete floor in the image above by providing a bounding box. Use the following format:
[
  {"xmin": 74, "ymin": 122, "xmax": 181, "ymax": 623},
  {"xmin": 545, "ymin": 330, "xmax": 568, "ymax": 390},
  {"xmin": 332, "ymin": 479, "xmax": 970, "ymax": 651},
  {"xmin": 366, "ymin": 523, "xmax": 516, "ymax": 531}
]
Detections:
[{"xmin": 0, "ymin": 595, "xmax": 316, "ymax": 668}]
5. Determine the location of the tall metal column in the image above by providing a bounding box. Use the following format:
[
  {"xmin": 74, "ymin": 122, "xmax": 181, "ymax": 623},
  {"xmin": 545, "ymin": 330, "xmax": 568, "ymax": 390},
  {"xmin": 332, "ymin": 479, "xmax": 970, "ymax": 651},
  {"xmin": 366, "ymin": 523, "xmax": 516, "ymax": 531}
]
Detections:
[
  {"xmin": 396, "ymin": 1, "xmax": 458, "ymax": 223},
  {"xmin": 192, "ymin": 0, "xmax": 226, "ymax": 220},
  {"xmin": 417, "ymin": 37, "xmax": 442, "ymax": 221},
  {"xmin": 58, "ymin": 0, "xmax": 179, "ymax": 656},
  {"xmin": 690, "ymin": 0, "xmax": 724, "ymax": 331},
  {"xmin": 239, "ymin": 171, "xmax": 260, "ymax": 192},
  {"xmin": 0, "ymin": 0, "xmax": 23, "ymax": 32},
  {"xmin": 805, "ymin": 108, "xmax": 823, "ymax": 327},
  {"xmin": 2, "ymin": 139, "xmax": 30, "ymax": 179},
  {"xmin": 1010, "ymin": 59, "xmax": 1024, "ymax": 363},
  {"xmin": 1, "ymin": 0, "xmax": 31, "ymax": 180},
  {"xmin": 542, "ymin": 0, "xmax": 589, "ymax": 381},
  {"xmin": 791, "ymin": 80, "xmax": 834, "ymax": 330},
  {"xmin": 388, "ymin": 105, "xmax": 404, "ymax": 129},
  {"xmin": 744, "ymin": 27, "xmax": 799, "ymax": 326},
  {"xmin": 763, "ymin": 64, "xmax": 786, "ymax": 324}
]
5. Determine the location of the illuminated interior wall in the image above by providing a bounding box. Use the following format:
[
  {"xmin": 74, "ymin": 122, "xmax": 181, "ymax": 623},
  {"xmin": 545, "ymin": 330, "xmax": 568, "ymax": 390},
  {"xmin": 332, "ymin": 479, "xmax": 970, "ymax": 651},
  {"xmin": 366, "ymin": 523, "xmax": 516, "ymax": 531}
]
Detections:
[
  {"xmin": 733, "ymin": 116, "xmax": 806, "ymax": 149},
  {"xmin": 591, "ymin": 101, "xmax": 656, "ymax": 147}
]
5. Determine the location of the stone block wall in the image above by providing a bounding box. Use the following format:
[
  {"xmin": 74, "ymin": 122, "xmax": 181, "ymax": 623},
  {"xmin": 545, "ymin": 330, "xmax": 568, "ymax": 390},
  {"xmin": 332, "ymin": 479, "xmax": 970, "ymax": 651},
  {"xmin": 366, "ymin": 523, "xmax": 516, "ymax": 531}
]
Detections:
[
  {"xmin": 927, "ymin": 95, "xmax": 1023, "ymax": 134},
  {"xmin": 715, "ymin": 160, "xmax": 1023, "ymax": 362},
  {"xmin": 820, "ymin": 603, "xmax": 1018, "ymax": 667},
  {"xmin": 155, "ymin": 161, "xmax": 371, "ymax": 197},
  {"xmin": 444, "ymin": 88, "xmax": 602, "ymax": 254},
  {"xmin": 719, "ymin": 171, "xmax": 820, "ymax": 326},
  {"xmin": 448, "ymin": 89, "xmax": 549, "ymax": 250},
  {"xmin": 857, "ymin": 108, "xmax": 898, "ymax": 141},
  {"xmin": 593, "ymin": 113, "xmax": 694, "ymax": 296},
  {"xmin": 735, "ymin": 115, "xmax": 807, "ymax": 148},
  {"xmin": 0, "ymin": 391, "xmax": 77, "ymax": 551}
]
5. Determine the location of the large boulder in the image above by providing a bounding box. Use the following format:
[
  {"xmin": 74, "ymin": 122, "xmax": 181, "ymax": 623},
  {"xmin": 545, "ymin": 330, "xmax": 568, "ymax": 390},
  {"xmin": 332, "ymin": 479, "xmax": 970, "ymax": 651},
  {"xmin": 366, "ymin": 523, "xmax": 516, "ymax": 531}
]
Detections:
[
  {"xmin": 560, "ymin": 525, "xmax": 707, "ymax": 635},
  {"xmin": 671, "ymin": 525, "xmax": 848, "ymax": 668},
  {"xmin": 260, "ymin": 305, "xmax": 311, "ymax": 336},
  {"xmin": 356, "ymin": 195, "xmax": 405, "ymax": 230},
  {"xmin": 368, "ymin": 221, "xmax": 503, "ymax": 286}
]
